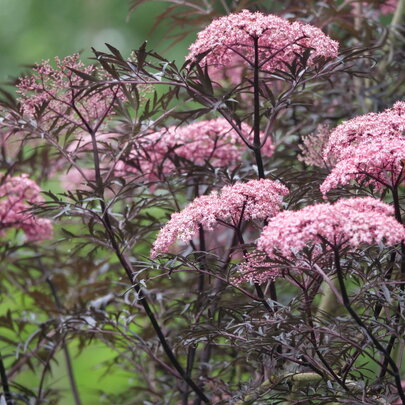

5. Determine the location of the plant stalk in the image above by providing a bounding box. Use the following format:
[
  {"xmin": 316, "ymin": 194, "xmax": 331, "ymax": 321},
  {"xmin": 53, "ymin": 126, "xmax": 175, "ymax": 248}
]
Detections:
[
  {"xmin": 333, "ymin": 249, "xmax": 405, "ymax": 404},
  {"xmin": 86, "ymin": 125, "xmax": 210, "ymax": 403}
]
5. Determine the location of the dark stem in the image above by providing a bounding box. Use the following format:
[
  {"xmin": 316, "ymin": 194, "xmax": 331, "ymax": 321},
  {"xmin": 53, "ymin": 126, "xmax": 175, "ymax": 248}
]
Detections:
[
  {"xmin": 46, "ymin": 277, "xmax": 82, "ymax": 405},
  {"xmin": 183, "ymin": 345, "xmax": 197, "ymax": 405},
  {"xmin": 379, "ymin": 301, "xmax": 402, "ymax": 379},
  {"xmin": 102, "ymin": 211, "xmax": 209, "ymax": 403},
  {"xmin": 252, "ymin": 36, "xmax": 265, "ymax": 180},
  {"xmin": 391, "ymin": 186, "xmax": 405, "ymax": 278},
  {"xmin": 252, "ymin": 36, "xmax": 278, "ymax": 304},
  {"xmin": 373, "ymin": 251, "xmax": 396, "ymax": 319},
  {"xmin": 234, "ymin": 225, "xmax": 273, "ymax": 313},
  {"xmin": 302, "ymin": 284, "xmax": 349, "ymax": 392},
  {"xmin": 193, "ymin": 229, "xmax": 243, "ymax": 405},
  {"xmin": 346, "ymin": 185, "xmax": 405, "ymax": 378},
  {"xmin": 333, "ymin": 249, "xmax": 405, "ymax": 404},
  {"xmin": 379, "ymin": 185, "xmax": 404, "ymax": 379},
  {"xmin": 346, "ymin": 185, "xmax": 404, "ymax": 378},
  {"xmin": 0, "ymin": 351, "xmax": 11, "ymax": 405},
  {"xmin": 87, "ymin": 128, "xmax": 210, "ymax": 403},
  {"xmin": 184, "ymin": 225, "xmax": 207, "ymax": 405}
]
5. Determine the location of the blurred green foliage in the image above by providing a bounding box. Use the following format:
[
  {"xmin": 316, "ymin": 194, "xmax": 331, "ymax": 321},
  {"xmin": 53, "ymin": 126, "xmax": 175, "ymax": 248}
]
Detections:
[
  {"xmin": 0, "ymin": 0, "xmax": 193, "ymax": 82},
  {"xmin": 0, "ymin": 1, "xmax": 193, "ymax": 403}
]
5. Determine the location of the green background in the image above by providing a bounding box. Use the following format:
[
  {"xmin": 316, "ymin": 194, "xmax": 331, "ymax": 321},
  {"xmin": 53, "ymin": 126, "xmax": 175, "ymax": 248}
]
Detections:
[
  {"xmin": 0, "ymin": 0, "xmax": 192, "ymax": 82},
  {"xmin": 0, "ymin": 1, "xmax": 192, "ymax": 403}
]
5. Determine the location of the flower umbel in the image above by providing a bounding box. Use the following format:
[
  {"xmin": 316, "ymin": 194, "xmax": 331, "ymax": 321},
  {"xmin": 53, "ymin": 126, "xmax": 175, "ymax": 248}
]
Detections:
[
  {"xmin": 320, "ymin": 137, "xmax": 405, "ymax": 195},
  {"xmin": 17, "ymin": 54, "xmax": 123, "ymax": 131},
  {"xmin": 118, "ymin": 118, "xmax": 274, "ymax": 180},
  {"xmin": 0, "ymin": 174, "xmax": 53, "ymax": 241},
  {"xmin": 321, "ymin": 101, "xmax": 405, "ymax": 195},
  {"xmin": 298, "ymin": 124, "xmax": 335, "ymax": 168},
  {"xmin": 323, "ymin": 101, "xmax": 405, "ymax": 161},
  {"xmin": 187, "ymin": 9, "xmax": 339, "ymax": 73},
  {"xmin": 151, "ymin": 179, "xmax": 288, "ymax": 258},
  {"xmin": 257, "ymin": 197, "xmax": 404, "ymax": 262}
]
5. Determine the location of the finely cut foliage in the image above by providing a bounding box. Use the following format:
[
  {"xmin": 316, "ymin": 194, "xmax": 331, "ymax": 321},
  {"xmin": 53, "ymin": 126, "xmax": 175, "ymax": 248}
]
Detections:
[
  {"xmin": 187, "ymin": 9, "xmax": 339, "ymax": 72},
  {"xmin": 257, "ymin": 197, "xmax": 405, "ymax": 263},
  {"xmin": 0, "ymin": 174, "xmax": 52, "ymax": 241},
  {"xmin": 117, "ymin": 118, "xmax": 274, "ymax": 180},
  {"xmin": 1, "ymin": 1, "xmax": 405, "ymax": 403},
  {"xmin": 16, "ymin": 54, "xmax": 123, "ymax": 130},
  {"xmin": 236, "ymin": 251, "xmax": 281, "ymax": 284},
  {"xmin": 151, "ymin": 179, "xmax": 288, "ymax": 257}
]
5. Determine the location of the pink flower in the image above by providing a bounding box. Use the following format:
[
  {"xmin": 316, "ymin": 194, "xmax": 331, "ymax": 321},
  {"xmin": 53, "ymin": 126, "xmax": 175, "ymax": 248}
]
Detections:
[
  {"xmin": 118, "ymin": 118, "xmax": 274, "ymax": 180},
  {"xmin": 353, "ymin": 1, "xmax": 398, "ymax": 17},
  {"xmin": 380, "ymin": 0, "xmax": 398, "ymax": 14},
  {"xmin": 16, "ymin": 54, "xmax": 122, "ymax": 130},
  {"xmin": 323, "ymin": 101, "xmax": 405, "ymax": 161},
  {"xmin": 320, "ymin": 137, "xmax": 405, "ymax": 195},
  {"xmin": 187, "ymin": 10, "xmax": 339, "ymax": 73},
  {"xmin": 320, "ymin": 101, "xmax": 405, "ymax": 195},
  {"xmin": 298, "ymin": 124, "xmax": 335, "ymax": 168},
  {"xmin": 0, "ymin": 174, "xmax": 53, "ymax": 241},
  {"xmin": 151, "ymin": 179, "xmax": 288, "ymax": 258},
  {"xmin": 257, "ymin": 198, "xmax": 405, "ymax": 263}
]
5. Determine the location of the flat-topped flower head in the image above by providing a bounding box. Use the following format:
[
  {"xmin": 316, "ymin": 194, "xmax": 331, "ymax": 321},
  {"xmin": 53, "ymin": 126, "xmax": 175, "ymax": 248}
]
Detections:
[
  {"xmin": 118, "ymin": 118, "xmax": 274, "ymax": 180},
  {"xmin": 0, "ymin": 174, "xmax": 53, "ymax": 241},
  {"xmin": 187, "ymin": 10, "xmax": 339, "ymax": 73},
  {"xmin": 320, "ymin": 137, "xmax": 405, "ymax": 195},
  {"xmin": 151, "ymin": 179, "xmax": 288, "ymax": 258},
  {"xmin": 323, "ymin": 101, "xmax": 405, "ymax": 161},
  {"xmin": 257, "ymin": 197, "xmax": 405, "ymax": 262}
]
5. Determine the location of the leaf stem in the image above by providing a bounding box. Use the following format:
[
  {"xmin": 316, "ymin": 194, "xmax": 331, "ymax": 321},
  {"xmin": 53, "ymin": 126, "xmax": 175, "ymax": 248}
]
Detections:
[{"xmin": 333, "ymin": 249, "xmax": 405, "ymax": 404}]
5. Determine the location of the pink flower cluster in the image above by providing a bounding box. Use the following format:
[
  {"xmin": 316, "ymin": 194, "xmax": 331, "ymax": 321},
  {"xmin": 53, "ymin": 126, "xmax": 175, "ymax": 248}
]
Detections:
[
  {"xmin": 118, "ymin": 118, "xmax": 274, "ymax": 180},
  {"xmin": 321, "ymin": 101, "xmax": 405, "ymax": 194},
  {"xmin": 298, "ymin": 124, "xmax": 335, "ymax": 168},
  {"xmin": 151, "ymin": 179, "xmax": 288, "ymax": 258},
  {"xmin": 187, "ymin": 10, "xmax": 339, "ymax": 73},
  {"xmin": 354, "ymin": 1, "xmax": 398, "ymax": 17},
  {"xmin": 0, "ymin": 174, "xmax": 53, "ymax": 241},
  {"xmin": 323, "ymin": 101, "xmax": 405, "ymax": 160},
  {"xmin": 380, "ymin": 0, "xmax": 398, "ymax": 14},
  {"xmin": 17, "ymin": 54, "xmax": 122, "ymax": 130},
  {"xmin": 257, "ymin": 198, "xmax": 405, "ymax": 263},
  {"xmin": 236, "ymin": 252, "xmax": 281, "ymax": 284},
  {"xmin": 321, "ymin": 137, "xmax": 405, "ymax": 195}
]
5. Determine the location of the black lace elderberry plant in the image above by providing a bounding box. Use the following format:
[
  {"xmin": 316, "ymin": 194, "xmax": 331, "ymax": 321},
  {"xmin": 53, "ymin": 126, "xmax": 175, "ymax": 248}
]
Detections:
[{"xmin": 0, "ymin": 1, "xmax": 404, "ymax": 404}]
